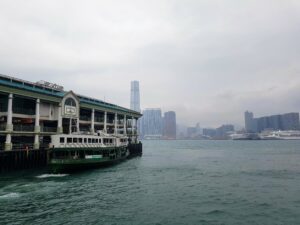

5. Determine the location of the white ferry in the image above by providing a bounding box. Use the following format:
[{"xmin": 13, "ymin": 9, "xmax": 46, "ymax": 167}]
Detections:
[{"xmin": 49, "ymin": 131, "xmax": 129, "ymax": 173}]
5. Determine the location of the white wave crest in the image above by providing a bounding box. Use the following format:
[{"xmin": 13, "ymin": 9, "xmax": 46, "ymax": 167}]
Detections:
[
  {"xmin": 36, "ymin": 174, "xmax": 69, "ymax": 178},
  {"xmin": 0, "ymin": 192, "xmax": 20, "ymax": 199}
]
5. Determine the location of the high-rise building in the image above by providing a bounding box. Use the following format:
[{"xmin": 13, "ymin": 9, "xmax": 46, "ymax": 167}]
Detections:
[
  {"xmin": 130, "ymin": 81, "xmax": 141, "ymax": 112},
  {"xmin": 244, "ymin": 111, "xmax": 300, "ymax": 133},
  {"xmin": 244, "ymin": 111, "xmax": 255, "ymax": 132},
  {"xmin": 140, "ymin": 108, "xmax": 162, "ymax": 139},
  {"xmin": 163, "ymin": 111, "xmax": 176, "ymax": 139},
  {"xmin": 281, "ymin": 113, "xmax": 300, "ymax": 130}
]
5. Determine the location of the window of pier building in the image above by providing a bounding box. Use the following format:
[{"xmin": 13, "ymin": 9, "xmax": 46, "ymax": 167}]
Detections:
[
  {"xmin": 13, "ymin": 96, "xmax": 35, "ymax": 115},
  {"xmin": 95, "ymin": 111, "xmax": 104, "ymax": 123},
  {"xmin": 0, "ymin": 94, "xmax": 8, "ymax": 112},
  {"xmin": 80, "ymin": 108, "xmax": 91, "ymax": 121}
]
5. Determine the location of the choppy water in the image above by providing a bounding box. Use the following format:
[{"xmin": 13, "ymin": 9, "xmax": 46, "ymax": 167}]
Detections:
[{"xmin": 0, "ymin": 140, "xmax": 300, "ymax": 225}]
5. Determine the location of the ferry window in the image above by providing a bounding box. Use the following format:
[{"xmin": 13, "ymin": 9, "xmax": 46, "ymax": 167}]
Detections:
[
  {"xmin": 99, "ymin": 139, "xmax": 101, "ymax": 143},
  {"xmin": 110, "ymin": 139, "xmax": 113, "ymax": 143},
  {"xmin": 60, "ymin": 137, "xmax": 65, "ymax": 143},
  {"xmin": 88, "ymin": 138, "xmax": 91, "ymax": 143},
  {"xmin": 95, "ymin": 139, "xmax": 99, "ymax": 143},
  {"xmin": 92, "ymin": 139, "xmax": 95, "ymax": 143},
  {"xmin": 67, "ymin": 138, "xmax": 72, "ymax": 143},
  {"xmin": 73, "ymin": 138, "xmax": 78, "ymax": 143},
  {"xmin": 78, "ymin": 138, "xmax": 82, "ymax": 143},
  {"xmin": 84, "ymin": 138, "xmax": 87, "ymax": 143}
]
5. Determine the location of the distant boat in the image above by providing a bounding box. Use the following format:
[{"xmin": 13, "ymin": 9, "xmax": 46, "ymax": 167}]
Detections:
[
  {"xmin": 260, "ymin": 130, "xmax": 300, "ymax": 140},
  {"xmin": 230, "ymin": 133, "xmax": 261, "ymax": 140}
]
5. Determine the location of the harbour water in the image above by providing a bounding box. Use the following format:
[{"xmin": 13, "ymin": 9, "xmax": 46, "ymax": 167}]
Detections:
[{"xmin": 0, "ymin": 140, "xmax": 300, "ymax": 225}]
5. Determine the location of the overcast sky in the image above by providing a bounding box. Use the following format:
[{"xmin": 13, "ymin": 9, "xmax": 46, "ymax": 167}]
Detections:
[{"xmin": 0, "ymin": 0, "xmax": 300, "ymax": 127}]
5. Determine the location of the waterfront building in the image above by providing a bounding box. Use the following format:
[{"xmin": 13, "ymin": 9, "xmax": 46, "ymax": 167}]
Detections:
[
  {"xmin": 202, "ymin": 124, "xmax": 234, "ymax": 139},
  {"xmin": 202, "ymin": 128, "xmax": 216, "ymax": 138},
  {"xmin": 140, "ymin": 108, "xmax": 162, "ymax": 139},
  {"xmin": 244, "ymin": 111, "xmax": 300, "ymax": 133},
  {"xmin": 0, "ymin": 74, "xmax": 141, "ymax": 151},
  {"xmin": 244, "ymin": 111, "xmax": 255, "ymax": 132},
  {"xmin": 187, "ymin": 127, "xmax": 197, "ymax": 138},
  {"xmin": 216, "ymin": 124, "xmax": 234, "ymax": 138},
  {"xmin": 162, "ymin": 111, "xmax": 176, "ymax": 139}
]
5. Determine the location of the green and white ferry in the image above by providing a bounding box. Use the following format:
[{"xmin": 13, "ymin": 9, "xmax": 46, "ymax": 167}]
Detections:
[{"xmin": 49, "ymin": 131, "xmax": 129, "ymax": 173}]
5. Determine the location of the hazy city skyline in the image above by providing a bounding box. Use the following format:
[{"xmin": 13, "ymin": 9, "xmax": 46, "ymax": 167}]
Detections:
[{"xmin": 1, "ymin": 1, "xmax": 300, "ymax": 127}]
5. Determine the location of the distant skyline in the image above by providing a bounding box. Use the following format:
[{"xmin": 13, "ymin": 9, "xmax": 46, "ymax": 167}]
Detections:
[{"xmin": 1, "ymin": 1, "xmax": 300, "ymax": 127}]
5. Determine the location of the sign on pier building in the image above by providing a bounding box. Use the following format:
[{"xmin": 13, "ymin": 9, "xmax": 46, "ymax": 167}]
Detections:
[{"xmin": 0, "ymin": 74, "xmax": 141, "ymax": 151}]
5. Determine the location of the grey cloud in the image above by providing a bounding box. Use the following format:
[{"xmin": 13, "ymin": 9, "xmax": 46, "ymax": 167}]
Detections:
[{"xmin": 0, "ymin": 0, "xmax": 299, "ymax": 128}]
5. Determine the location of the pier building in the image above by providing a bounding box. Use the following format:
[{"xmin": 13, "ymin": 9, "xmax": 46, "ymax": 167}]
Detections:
[{"xmin": 0, "ymin": 74, "xmax": 141, "ymax": 151}]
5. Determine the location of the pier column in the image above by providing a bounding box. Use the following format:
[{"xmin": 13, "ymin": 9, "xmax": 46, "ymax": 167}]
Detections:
[
  {"xmin": 5, "ymin": 94, "xmax": 13, "ymax": 151},
  {"xmin": 57, "ymin": 103, "xmax": 63, "ymax": 134},
  {"xmin": 91, "ymin": 109, "xmax": 95, "ymax": 133},
  {"xmin": 104, "ymin": 111, "xmax": 107, "ymax": 132},
  {"xmin": 76, "ymin": 118, "xmax": 80, "ymax": 133},
  {"xmin": 131, "ymin": 116, "xmax": 135, "ymax": 135},
  {"xmin": 34, "ymin": 98, "xmax": 40, "ymax": 149},
  {"xmin": 114, "ymin": 113, "xmax": 118, "ymax": 135},
  {"xmin": 123, "ymin": 115, "xmax": 127, "ymax": 135}
]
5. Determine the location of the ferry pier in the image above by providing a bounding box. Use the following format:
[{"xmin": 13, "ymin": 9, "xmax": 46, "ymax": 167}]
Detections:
[{"xmin": 0, "ymin": 74, "xmax": 142, "ymax": 172}]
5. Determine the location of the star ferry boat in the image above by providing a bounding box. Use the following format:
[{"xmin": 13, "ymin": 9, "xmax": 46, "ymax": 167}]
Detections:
[{"xmin": 49, "ymin": 131, "xmax": 130, "ymax": 173}]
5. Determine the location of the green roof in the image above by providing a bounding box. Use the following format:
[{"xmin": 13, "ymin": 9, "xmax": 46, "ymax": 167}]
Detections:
[{"xmin": 0, "ymin": 74, "xmax": 141, "ymax": 117}]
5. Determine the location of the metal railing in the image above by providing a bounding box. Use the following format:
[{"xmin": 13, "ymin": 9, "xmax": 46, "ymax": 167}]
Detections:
[
  {"xmin": 13, "ymin": 124, "xmax": 34, "ymax": 132},
  {"xmin": 79, "ymin": 115, "xmax": 91, "ymax": 121},
  {"xmin": 0, "ymin": 105, "xmax": 7, "ymax": 112},
  {"xmin": 42, "ymin": 127, "xmax": 57, "ymax": 132},
  {"xmin": 95, "ymin": 117, "xmax": 104, "ymax": 123},
  {"xmin": 0, "ymin": 124, "xmax": 6, "ymax": 131},
  {"xmin": 13, "ymin": 107, "xmax": 35, "ymax": 115}
]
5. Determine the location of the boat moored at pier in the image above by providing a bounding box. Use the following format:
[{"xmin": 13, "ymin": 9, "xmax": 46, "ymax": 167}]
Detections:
[{"xmin": 49, "ymin": 131, "xmax": 131, "ymax": 173}]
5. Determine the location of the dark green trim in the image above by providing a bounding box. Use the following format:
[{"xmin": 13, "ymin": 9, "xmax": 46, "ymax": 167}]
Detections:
[{"xmin": 0, "ymin": 84, "xmax": 61, "ymax": 103}]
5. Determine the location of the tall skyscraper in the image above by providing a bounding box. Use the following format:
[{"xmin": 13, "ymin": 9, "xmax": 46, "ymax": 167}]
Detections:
[
  {"xmin": 140, "ymin": 108, "xmax": 162, "ymax": 139},
  {"xmin": 244, "ymin": 111, "xmax": 255, "ymax": 132},
  {"xmin": 163, "ymin": 111, "xmax": 176, "ymax": 139},
  {"xmin": 130, "ymin": 81, "xmax": 141, "ymax": 112}
]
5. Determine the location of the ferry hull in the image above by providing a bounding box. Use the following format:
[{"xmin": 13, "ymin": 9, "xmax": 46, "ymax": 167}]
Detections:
[
  {"xmin": 50, "ymin": 156, "xmax": 128, "ymax": 173},
  {"xmin": 49, "ymin": 146, "xmax": 129, "ymax": 173}
]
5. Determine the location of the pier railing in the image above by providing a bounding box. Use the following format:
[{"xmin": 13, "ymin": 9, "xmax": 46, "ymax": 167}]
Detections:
[
  {"xmin": 42, "ymin": 127, "xmax": 57, "ymax": 132},
  {"xmin": 14, "ymin": 124, "xmax": 34, "ymax": 132},
  {"xmin": 95, "ymin": 117, "xmax": 104, "ymax": 123},
  {"xmin": 80, "ymin": 115, "xmax": 91, "ymax": 121},
  {"xmin": 0, "ymin": 124, "xmax": 6, "ymax": 131},
  {"xmin": 13, "ymin": 107, "xmax": 35, "ymax": 115}
]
